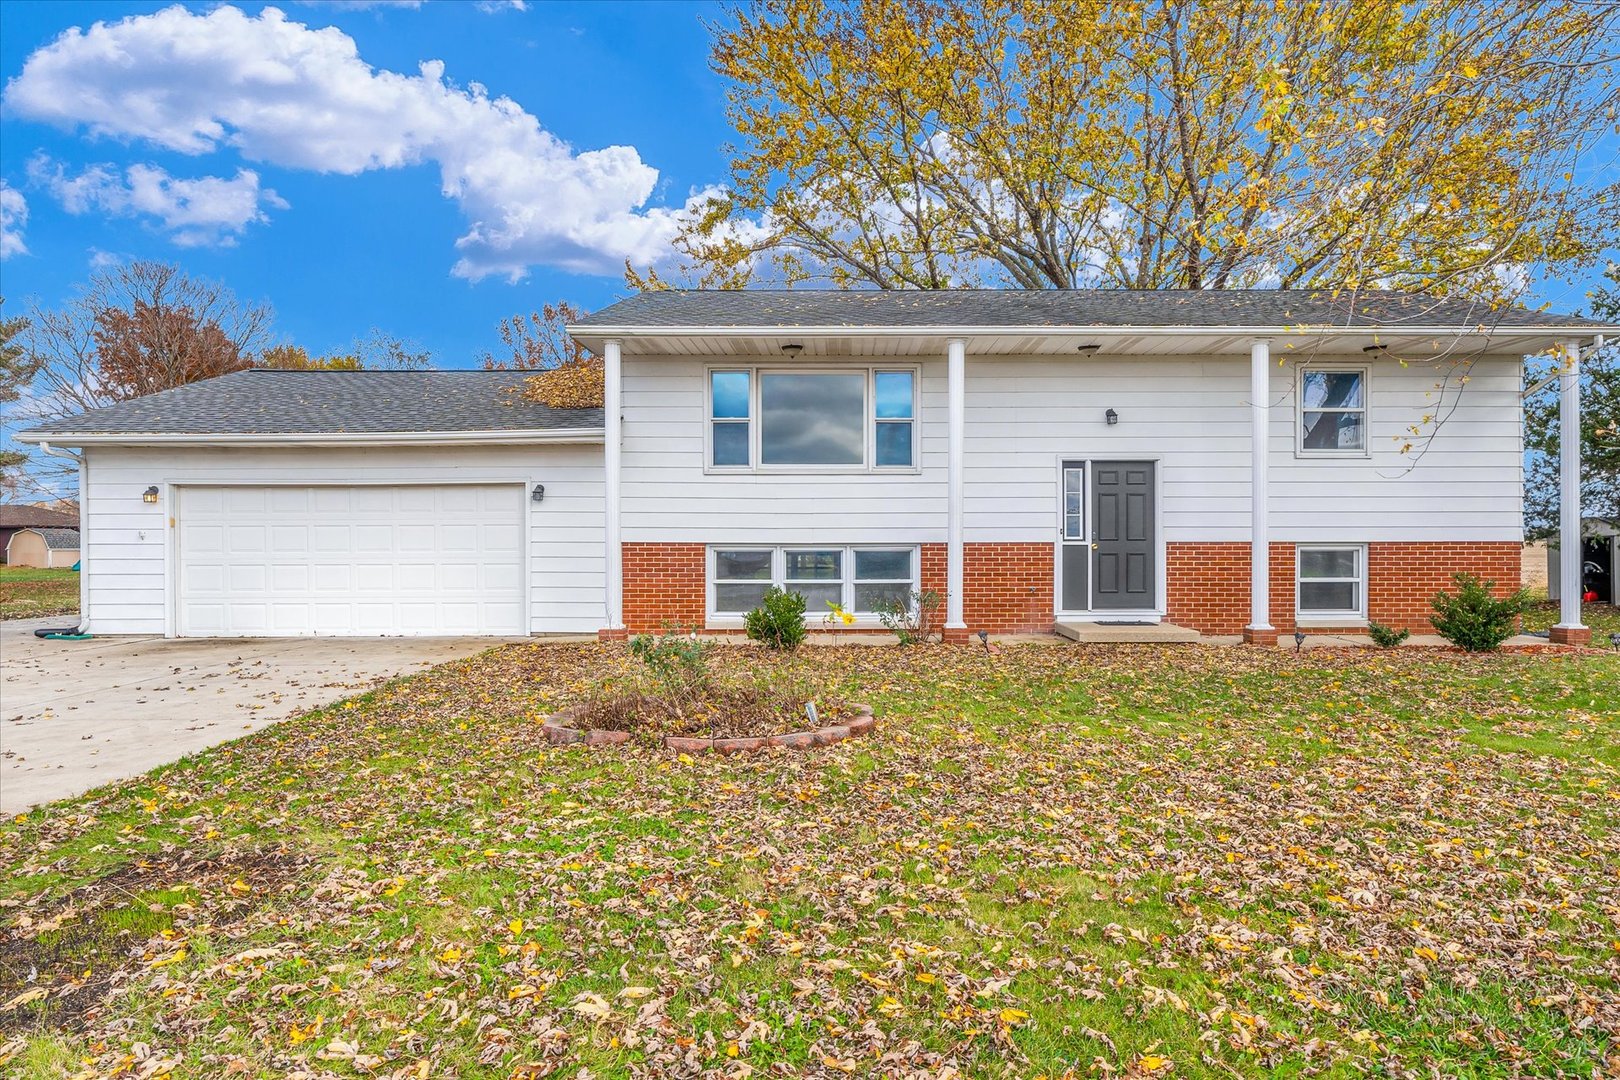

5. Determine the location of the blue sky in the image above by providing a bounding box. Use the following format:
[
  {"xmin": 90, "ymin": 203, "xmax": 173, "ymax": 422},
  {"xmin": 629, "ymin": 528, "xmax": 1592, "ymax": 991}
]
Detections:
[
  {"xmin": 0, "ymin": 1, "xmax": 1613, "ymax": 374},
  {"xmin": 0, "ymin": 0, "xmax": 734, "ymax": 366}
]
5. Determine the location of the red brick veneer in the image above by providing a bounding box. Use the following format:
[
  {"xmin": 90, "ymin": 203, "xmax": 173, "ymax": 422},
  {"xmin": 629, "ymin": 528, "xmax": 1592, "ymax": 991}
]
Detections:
[
  {"xmin": 618, "ymin": 540, "xmax": 1523, "ymax": 639},
  {"xmin": 960, "ymin": 542, "xmax": 1053, "ymax": 634},
  {"xmin": 1166, "ymin": 541, "xmax": 1523, "ymax": 636},
  {"xmin": 621, "ymin": 543, "xmax": 707, "ymax": 633}
]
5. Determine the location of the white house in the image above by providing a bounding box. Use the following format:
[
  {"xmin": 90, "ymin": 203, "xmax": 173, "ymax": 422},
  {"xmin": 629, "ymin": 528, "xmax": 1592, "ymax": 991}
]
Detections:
[{"xmin": 16, "ymin": 290, "xmax": 1610, "ymax": 645}]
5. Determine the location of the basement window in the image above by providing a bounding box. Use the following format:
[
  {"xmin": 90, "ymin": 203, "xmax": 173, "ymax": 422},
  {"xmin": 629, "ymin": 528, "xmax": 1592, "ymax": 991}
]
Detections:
[
  {"xmin": 1296, "ymin": 544, "xmax": 1367, "ymax": 622},
  {"xmin": 709, "ymin": 546, "xmax": 918, "ymax": 619}
]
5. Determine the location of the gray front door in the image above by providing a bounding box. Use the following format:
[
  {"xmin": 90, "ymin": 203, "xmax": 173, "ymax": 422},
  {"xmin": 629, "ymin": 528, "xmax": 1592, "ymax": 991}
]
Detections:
[{"xmin": 1091, "ymin": 461, "xmax": 1155, "ymax": 609}]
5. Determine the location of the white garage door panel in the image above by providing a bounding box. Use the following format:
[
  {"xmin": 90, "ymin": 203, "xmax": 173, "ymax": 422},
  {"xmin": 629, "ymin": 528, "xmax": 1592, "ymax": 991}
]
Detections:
[{"xmin": 178, "ymin": 484, "xmax": 524, "ymax": 636}]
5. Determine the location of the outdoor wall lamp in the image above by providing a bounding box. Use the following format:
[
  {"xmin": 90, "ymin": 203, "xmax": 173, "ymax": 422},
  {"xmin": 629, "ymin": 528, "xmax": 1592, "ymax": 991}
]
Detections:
[
  {"xmin": 531, "ymin": 484, "xmax": 545, "ymax": 503},
  {"xmin": 142, "ymin": 486, "xmax": 160, "ymax": 504},
  {"xmin": 1105, "ymin": 408, "xmax": 1118, "ymax": 425},
  {"xmin": 780, "ymin": 343, "xmax": 804, "ymax": 355},
  {"xmin": 1076, "ymin": 343, "xmax": 1101, "ymax": 354}
]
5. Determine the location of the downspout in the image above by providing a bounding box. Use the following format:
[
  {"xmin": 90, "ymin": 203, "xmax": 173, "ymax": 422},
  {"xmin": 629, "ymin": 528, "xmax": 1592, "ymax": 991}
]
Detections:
[{"xmin": 36, "ymin": 441, "xmax": 89, "ymax": 634}]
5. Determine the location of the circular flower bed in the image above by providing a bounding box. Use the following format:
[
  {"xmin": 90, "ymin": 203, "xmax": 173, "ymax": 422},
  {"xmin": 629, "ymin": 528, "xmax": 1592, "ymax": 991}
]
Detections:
[{"xmin": 541, "ymin": 702, "xmax": 876, "ymax": 752}]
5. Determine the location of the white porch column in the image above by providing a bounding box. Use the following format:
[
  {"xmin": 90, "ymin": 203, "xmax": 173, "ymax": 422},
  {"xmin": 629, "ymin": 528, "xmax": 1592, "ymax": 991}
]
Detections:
[
  {"xmin": 1552, "ymin": 337, "xmax": 1587, "ymax": 643},
  {"xmin": 603, "ymin": 338, "xmax": 625, "ymax": 634},
  {"xmin": 945, "ymin": 337, "xmax": 967, "ymax": 634},
  {"xmin": 1245, "ymin": 337, "xmax": 1275, "ymax": 642}
]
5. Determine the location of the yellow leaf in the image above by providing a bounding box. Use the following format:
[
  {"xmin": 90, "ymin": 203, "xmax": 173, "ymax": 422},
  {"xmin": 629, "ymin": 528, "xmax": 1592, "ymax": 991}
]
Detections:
[
  {"xmin": 999, "ymin": 1007, "xmax": 1029, "ymax": 1026},
  {"xmin": 509, "ymin": 919, "xmax": 524, "ymax": 936},
  {"xmin": 1138, "ymin": 1054, "xmax": 1171, "ymax": 1072},
  {"xmin": 148, "ymin": 948, "xmax": 187, "ymax": 969}
]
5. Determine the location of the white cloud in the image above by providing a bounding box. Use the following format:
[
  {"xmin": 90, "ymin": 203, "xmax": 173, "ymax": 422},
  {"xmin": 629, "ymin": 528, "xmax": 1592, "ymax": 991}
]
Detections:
[
  {"xmin": 475, "ymin": 1, "xmax": 529, "ymax": 11},
  {"xmin": 28, "ymin": 155, "xmax": 286, "ymax": 247},
  {"xmin": 296, "ymin": 1, "xmax": 425, "ymax": 9},
  {"xmin": 0, "ymin": 182, "xmax": 26, "ymax": 258},
  {"xmin": 2, "ymin": 4, "xmax": 687, "ymax": 279}
]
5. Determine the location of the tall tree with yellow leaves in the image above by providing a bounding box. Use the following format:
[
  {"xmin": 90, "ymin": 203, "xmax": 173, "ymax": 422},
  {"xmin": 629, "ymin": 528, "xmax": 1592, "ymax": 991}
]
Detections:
[{"xmin": 637, "ymin": 0, "xmax": 1618, "ymax": 304}]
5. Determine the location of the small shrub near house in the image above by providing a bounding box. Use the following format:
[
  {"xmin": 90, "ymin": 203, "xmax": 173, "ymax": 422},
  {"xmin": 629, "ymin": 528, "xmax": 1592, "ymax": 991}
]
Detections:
[
  {"xmin": 1430, "ymin": 572, "xmax": 1531, "ymax": 652},
  {"xmin": 744, "ymin": 586, "xmax": 807, "ymax": 651},
  {"xmin": 1367, "ymin": 619, "xmax": 1410, "ymax": 648},
  {"xmin": 875, "ymin": 588, "xmax": 946, "ymax": 645}
]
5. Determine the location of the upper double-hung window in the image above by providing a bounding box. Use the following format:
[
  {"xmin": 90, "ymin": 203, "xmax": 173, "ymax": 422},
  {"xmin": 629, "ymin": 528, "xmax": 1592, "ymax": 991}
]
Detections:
[{"xmin": 708, "ymin": 368, "xmax": 917, "ymax": 471}]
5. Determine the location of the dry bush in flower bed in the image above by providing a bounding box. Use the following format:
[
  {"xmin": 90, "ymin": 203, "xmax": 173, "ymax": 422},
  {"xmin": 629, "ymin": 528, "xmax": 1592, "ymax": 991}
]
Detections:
[{"xmin": 541, "ymin": 634, "xmax": 875, "ymax": 749}]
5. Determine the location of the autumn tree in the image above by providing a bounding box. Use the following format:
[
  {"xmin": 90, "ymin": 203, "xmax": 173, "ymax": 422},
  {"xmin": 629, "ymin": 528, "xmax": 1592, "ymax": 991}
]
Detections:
[
  {"xmin": 13, "ymin": 261, "xmax": 273, "ymax": 489},
  {"xmin": 22, "ymin": 260, "xmax": 273, "ymax": 424},
  {"xmin": 1524, "ymin": 267, "xmax": 1620, "ymax": 535},
  {"xmin": 260, "ymin": 344, "xmax": 364, "ymax": 370},
  {"xmin": 641, "ymin": 0, "xmax": 1619, "ymax": 304},
  {"xmin": 482, "ymin": 302, "xmax": 591, "ymax": 370},
  {"xmin": 483, "ymin": 301, "xmax": 603, "ymax": 409}
]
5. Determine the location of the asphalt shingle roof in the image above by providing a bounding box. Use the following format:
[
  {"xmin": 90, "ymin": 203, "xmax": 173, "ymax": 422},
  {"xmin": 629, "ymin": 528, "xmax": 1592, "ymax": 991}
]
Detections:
[
  {"xmin": 0, "ymin": 505, "xmax": 79, "ymax": 529},
  {"xmin": 573, "ymin": 288, "xmax": 1610, "ymax": 331},
  {"xmin": 24, "ymin": 528, "xmax": 81, "ymax": 550},
  {"xmin": 20, "ymin": 370, "xmax": 604, "ymax": 437}
]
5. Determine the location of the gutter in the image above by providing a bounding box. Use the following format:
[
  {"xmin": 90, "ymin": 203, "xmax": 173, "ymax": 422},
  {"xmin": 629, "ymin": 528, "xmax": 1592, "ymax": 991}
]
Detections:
[
  {"xmin": 567, "ymin": 322, "xmax": 1620, "ymax": 342},
  {"xmin": 14, "ymin": 428, "xmax": 607, "ymax": 448}
]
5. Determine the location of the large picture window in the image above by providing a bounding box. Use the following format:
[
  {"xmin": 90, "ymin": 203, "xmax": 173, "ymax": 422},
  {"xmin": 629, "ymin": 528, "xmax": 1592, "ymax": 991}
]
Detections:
[
  {"xmin": 709, "ymin": 546, "xmax": 918, "ymax": 618},
  {"xmin": 1298, "ymin": 367, "xmax": 1367, "ymax": 454},
  {"xmin": 708, "ymin": 367, "xmax": 917, "ymax": 471},
  {"xmin": 1296, "ymin": 544, "xmax": 1366, "ymax": 621}
]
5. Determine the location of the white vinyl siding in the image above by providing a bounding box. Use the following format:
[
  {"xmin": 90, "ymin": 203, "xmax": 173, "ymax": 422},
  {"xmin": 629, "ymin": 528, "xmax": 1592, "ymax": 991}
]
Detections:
[{"xmin": 77, "ymin": 443, "xmax": 604, "ymax": 636}]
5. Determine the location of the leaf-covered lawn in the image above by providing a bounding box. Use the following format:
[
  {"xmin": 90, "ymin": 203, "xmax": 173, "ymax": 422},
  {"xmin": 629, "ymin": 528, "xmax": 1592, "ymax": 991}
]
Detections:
[
  {"xmin": 0, "ymin": 566, "xmax": 79, "ymax": 620},
  {"xmin": 3, "ymin": 643, "xmax": 1617, "ymax": 1078},
  {"xmin": 1523, "ymin": 598, "xmax": 1620, "ymax": 642}
]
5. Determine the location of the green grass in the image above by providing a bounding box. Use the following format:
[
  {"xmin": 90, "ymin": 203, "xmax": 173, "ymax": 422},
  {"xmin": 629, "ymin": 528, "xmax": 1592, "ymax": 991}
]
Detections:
[
  {"xmin": 0, "ymin": 565, "xmax": 79, "ymax": 620},
  {"xmin": 2, "ymin": 642, "xmax": 1617, "ymax": 1078}
]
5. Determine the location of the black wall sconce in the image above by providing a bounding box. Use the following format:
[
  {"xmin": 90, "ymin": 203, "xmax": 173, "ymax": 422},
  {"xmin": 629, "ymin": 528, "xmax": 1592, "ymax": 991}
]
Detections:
[
  {"xmin": 531, "ymin": 484, "xmax": 545, "ymax": 503},
  {"xmin": 1104, "ymin": 408, "xmax": 1118, "ymax": 426},
  {"xmin": 142, "ymin": 485, "xmax": 160, "ymax": 504}
]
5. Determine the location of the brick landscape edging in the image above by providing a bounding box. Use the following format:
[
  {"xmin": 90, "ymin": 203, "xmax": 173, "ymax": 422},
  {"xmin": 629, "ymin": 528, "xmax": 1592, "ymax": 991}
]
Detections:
[{"xmin": 541, "ymin": 703, "xmax": 876, "ymax": 752}]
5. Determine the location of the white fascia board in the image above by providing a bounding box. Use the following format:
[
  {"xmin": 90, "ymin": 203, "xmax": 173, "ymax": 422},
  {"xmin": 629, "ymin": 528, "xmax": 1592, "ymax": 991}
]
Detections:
[
  {"xmin": 568, "ymin": 323, "xmax": 1618, "ymax": 341},
  {"xmin": 14, "ymin": 428, "xmax": 606, "ymax": 448}
]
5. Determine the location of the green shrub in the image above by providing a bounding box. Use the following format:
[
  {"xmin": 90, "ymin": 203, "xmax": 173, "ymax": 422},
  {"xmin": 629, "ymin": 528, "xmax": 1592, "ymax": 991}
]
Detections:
[
  {"xmin": 1367, "ymin": 619, "xmax": 1410, "ymax": 648},
  {"xmin": 1429, "ymin": 572, "xmax": 1531, "ymax": 652},
  {"xmin": 744, "ymin": 586, "xmax": 807, "ymax": 651},
  {"xmin": 628, "ymin": 626, "xmax": 712, "ymax": 689},
  {"xmin": 874, "ymin": 589, "xmax": 946, "ymax": 645}
]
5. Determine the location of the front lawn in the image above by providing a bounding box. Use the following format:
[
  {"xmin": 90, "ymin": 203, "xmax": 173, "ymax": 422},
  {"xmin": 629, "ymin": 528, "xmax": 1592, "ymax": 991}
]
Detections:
[
  {"xmin": 0, "ymin": 565, "xmax": 79, "ymax": 620},
  {"xmin": 3, "ymin": 643, "xmax": 1617, "ymax": 1078}
]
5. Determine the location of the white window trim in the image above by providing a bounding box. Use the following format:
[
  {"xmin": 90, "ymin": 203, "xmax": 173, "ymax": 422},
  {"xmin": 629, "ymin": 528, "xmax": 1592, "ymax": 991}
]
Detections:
[
  {"xmin": 706, "ymin": 544, "xmax": 921, "ymax": 628},
  {"xmin": 1295, "ymin": 364, "xmax": 1370, "ymax": 459},
  {"xmin": 1295, "ymin": 543, "xmax": 1369, "ymax": 626},
  {"xmin": 704, "ymin": 365, "xmax": 921, "ymax": 475}
]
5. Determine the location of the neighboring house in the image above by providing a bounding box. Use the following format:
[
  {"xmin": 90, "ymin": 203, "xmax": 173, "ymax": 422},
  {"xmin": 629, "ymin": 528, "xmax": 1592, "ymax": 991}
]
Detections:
[
  {"xmin": 0, "ymin": 504, "xmax": 80, "ymax": 564},
  {"xmin": 6, "ymin": 527, "xmax": 82, "ymax": 569},
  {"xmin": 15, "ymin": 290, "xmax": 1614, "ymax": 644}
]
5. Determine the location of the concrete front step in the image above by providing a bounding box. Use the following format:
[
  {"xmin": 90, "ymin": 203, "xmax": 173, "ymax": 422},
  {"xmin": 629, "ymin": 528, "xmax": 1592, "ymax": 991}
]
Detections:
[{"xmin": 1054, "ymin": 621, "xmax": 1202, "ymax": 643}]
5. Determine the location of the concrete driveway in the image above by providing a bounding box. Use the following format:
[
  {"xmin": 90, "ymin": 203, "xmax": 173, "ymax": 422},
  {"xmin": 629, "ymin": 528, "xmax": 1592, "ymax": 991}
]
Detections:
[{"xmin": 1, "ymin": 618, "xmax": 507, "ymax": 814}]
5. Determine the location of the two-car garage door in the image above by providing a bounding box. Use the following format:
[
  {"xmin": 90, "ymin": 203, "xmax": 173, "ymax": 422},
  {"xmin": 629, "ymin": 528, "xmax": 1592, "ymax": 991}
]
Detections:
[{"xmin": 177, "ymin": 484, "xmax": 525, "ymax": 636}]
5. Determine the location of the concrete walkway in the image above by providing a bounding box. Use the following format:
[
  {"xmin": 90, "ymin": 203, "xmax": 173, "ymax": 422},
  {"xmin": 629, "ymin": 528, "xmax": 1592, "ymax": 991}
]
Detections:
[{"xmin": 0, "ymin": 618, "xmax": 507, "ymax": 814}]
